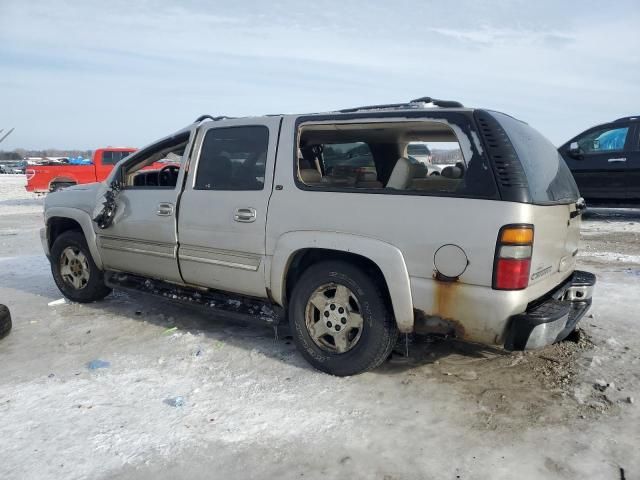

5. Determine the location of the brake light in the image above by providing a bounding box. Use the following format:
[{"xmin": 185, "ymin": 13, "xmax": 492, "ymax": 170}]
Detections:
[
  {"xmin": 26, "ymin": 169, "xmax": 35, "ymax": 180},
  {"xmin": 493, "ymin": 225, "xmax": 534, "ymax": 290}
]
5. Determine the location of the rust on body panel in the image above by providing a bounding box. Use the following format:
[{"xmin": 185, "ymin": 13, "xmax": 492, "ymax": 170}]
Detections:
[{"xmin": 412, "ymin": 276, "xmax": 468, "ymax": 339}]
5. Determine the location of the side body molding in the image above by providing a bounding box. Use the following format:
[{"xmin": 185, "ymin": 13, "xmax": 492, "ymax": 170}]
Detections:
[
  {"xmin": 44, "ymin": 207, "xmax": 104, "ymax": 269},
  {"xmin": 269, "ymin": 231, "xmax": 414, "ymax": 332}
]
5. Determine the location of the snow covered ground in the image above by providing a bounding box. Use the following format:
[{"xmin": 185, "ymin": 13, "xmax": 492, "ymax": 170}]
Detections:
[{"xmin": 0, "ymin": 175, "xmax": 639, "ymax": 480}]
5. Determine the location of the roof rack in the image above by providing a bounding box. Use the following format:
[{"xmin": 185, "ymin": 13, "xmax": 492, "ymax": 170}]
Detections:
[
  {"xmin": 613, "ymin": 115, "xmax": 639, "ymax": 123},
  {"xmin": 194, "ymin": 114, "xmax": 233, "ymax": 123},
  {"xmin": 338, "ymin": 97, "xmax": 464, "ymax": 114}
]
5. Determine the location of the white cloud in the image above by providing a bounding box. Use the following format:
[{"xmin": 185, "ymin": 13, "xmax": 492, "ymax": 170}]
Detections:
[{"xmin": 0, "ymin": 0, "xmax": 638, "ymax": 148}]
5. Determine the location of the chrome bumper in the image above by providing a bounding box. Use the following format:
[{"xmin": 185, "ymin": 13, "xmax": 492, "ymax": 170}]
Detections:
[{"xmin": 504, "ymin": 270, "xmax": 596, "ymax": 351}]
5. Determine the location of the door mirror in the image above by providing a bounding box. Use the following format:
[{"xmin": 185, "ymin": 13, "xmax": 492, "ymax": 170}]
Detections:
[{"xmin": 567, "ymin": 141, "xmax": 584, "ymax": 159}]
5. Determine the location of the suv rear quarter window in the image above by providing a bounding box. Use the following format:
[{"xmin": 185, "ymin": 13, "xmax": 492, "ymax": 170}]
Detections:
[
  {"xmin": 296, "ymin": 117, "xmax": 497, "ymax": 199},
  {"xmin": 489, "ymin": 111, "xmax": 580, "ymax": 204}
]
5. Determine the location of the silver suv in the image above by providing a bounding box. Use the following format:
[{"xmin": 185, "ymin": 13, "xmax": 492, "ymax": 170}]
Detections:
[{"xmin": 41, "ymin": 97, "xmax": 595, "ymax": 376}]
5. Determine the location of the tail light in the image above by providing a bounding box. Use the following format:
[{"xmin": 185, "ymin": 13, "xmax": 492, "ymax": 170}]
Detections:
[
  {"xmin": 26, "ymin": 169, "xmax": 35, "ymax": 180},
  {"xmin": 492, "ymin": 224, "xmax": 534, "ymax": 290}
]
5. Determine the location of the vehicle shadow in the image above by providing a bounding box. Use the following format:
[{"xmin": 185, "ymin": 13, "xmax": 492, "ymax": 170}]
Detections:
[
  {"xmin": 377, "ymin": 334, "xmax": 511, "ymax": 375},
  {"xmin": 1, "ymin": 262, "xmax": 517, "ymax": 375},
  {"xmin": 87, "ymin": 290, "xmax": 513, "ymax": 375}
]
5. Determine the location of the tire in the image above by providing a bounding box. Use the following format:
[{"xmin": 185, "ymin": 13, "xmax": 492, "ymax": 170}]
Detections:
[
  {"xmin": 0, "ymin": 304, "xmax": 11, "ymax": 339},
  {"xmin": 50, "ymin": 230, "xmax": 111, "ymax": 303},
  {"xmin": 289, "ymin": 260, "xmax": 398, "ymax": 376},
  {"xmin": 50, "ymin": 182, "xmax": 75, "ymax": 192}
]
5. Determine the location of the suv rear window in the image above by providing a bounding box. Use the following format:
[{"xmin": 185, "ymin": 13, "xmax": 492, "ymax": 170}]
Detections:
[{"xmin": 491, "ymin": 111, "xmax": 580, "ymax": 204}]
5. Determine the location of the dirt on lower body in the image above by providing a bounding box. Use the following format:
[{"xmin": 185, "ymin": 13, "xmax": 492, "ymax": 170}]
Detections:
[{"xmin": 382, "ymin": 328, "xmax": 625, "ymax": 431}]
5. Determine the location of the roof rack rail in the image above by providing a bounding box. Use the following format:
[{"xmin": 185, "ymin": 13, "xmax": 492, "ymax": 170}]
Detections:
[
  {"xmin": 613, "ymin": 115, "xmax": 639, "ymax": 123},
  {"xmin": 410, "ymin": 97, "xmax": 464, "ymax": 108},
  {"xmin": 338, "ymin": 97, "xmax": 463, "ymax": 114},
  {"xmin": 194, "ymin": 114, "xmax": 232, "ymax": 123}
]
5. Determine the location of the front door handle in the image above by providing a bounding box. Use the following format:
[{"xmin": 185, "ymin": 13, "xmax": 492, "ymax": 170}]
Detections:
[
  {"xmin": 608, "ymin": 157, "xmax": 627, "ymax": 163},
  {"xmin": 234, "ymin": 207, "xmax": 257, "ymax": 223},
  {"xmin": 157, "ymin": 202, "xmax": 174, "ymax": 216}
]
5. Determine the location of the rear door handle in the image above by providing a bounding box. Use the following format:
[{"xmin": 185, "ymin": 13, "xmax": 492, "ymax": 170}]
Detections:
[
  {"xmin": 608, "ymin": 157, "xmax": 627, "ymax": 163},
  {"xmin": 157, "ymin": 202, "xmax": 174, "ymax": 216},
  {"xmin": 234, "ymin": 207, "xmax": 257, "ymax": 223}
]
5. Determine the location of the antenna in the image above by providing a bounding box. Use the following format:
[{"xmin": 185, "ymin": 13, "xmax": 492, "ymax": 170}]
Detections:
[{"xmin": 0, "ymin": 128, "xmax": 14, "ymax": 144}]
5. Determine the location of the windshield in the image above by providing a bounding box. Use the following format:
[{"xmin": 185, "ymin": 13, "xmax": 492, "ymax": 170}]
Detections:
[{"xmin": 491, "ymin": 112, "xmax": 580, "ymax": 204}]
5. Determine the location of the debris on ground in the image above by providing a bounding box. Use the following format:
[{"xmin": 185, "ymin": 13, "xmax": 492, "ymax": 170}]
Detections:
[
  {"xmin": 86, "ymin": 359, "xmax": 111, "ymax": 370},
  {"xmin": 164, "ymin": 396, "xmax": 185, "ymax": 407},
  {"xmin": 163, "ymin": 326, "xmax": 178, "ymax": 335},
  {"xmin": 48, "ymin": 298, "xmax": 68, "ymax": 306}
]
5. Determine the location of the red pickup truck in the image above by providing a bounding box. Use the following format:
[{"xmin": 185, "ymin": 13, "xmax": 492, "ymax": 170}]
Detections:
[{"xmin": 26, "ymin": 147, "xmax": 136, "ymax": 193}]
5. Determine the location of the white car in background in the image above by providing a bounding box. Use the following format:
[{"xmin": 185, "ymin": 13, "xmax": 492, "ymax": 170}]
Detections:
[{"xmin": 406, "ymin": 143, "xmax": 442, "ymax": 176}]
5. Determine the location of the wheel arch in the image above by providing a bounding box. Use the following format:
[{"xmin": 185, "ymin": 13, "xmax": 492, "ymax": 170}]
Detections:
[
  {"xmin": 270, "ymin": 231, "xmax": 414, "ymax": 332},
  {"xmin": 49, "ymin": 177, "xmax": 78, "ymax": 191},
  {"xmin": 46, "ymin": 207, "xmax": 104, "ymax": 269}
]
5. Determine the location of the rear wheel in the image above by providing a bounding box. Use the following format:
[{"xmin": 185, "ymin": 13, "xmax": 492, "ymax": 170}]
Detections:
[
  {"xmin": 289, "ymin": 261, "xmax": 398, "ymax": 376},
  {"xmin": 50, "ymin": 182, "xmax": 75, "ymax": 192},
  {"xmin": 50, "ymin": 231, "xmax": 111, "ymax": 303}
]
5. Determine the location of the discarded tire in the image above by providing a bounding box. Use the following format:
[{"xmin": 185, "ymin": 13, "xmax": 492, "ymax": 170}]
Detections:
[{"xmin": 0, "ymin": 304, "xmax": 12, "ymax": 339}]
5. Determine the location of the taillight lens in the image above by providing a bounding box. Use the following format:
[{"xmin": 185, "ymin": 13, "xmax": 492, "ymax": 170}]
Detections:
[
  {"xmin": 493, "ymin": 225, "xmax": 534, "ymax": 290},
  {"xmin": 26, "ymin": 169, "xmax": 36, "ymax": 180}
]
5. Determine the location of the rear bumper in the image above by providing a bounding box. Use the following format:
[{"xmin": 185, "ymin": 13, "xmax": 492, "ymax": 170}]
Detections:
[{"xmin": 504, "ymin": 270, "xmax": 595, "ymax": 350}]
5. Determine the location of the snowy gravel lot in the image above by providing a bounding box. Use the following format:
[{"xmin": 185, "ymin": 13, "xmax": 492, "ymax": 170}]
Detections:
[{"xmin": 1, "ymin": 175, "xmax": 639, "ymax": 480}]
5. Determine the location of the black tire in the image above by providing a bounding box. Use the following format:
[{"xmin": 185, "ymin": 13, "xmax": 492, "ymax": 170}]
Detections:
[
  {"xmin": 289, "ymin": 261, "xmax": 398, "ymax": 376},
  {"xmin": 50, "ymin": 230, "xmax": 112, "ymax": 303},
  {"xmin": 50, "ymin": 182, "xmax": 75, "ymax": 192},
  {"xmin": 0, "ymin": 304, "xmax": 11, "ymax": 339}
]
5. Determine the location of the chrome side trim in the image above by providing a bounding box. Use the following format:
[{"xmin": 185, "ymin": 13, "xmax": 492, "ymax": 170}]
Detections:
[
  {"xmin": 98, "ymin": 236, "xmax": 176, "ymax": 259},
  {"xmin": 179, "ymin": 245, "xmax": 261, "ymax": 271},
  {"xmin": 180, "ymin": 255, "xmax": 258, "ymax": 271}
]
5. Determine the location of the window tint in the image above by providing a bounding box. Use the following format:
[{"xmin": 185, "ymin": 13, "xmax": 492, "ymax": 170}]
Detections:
[
  {"xmin": 577, "ymin": 126, "xmax": 628, "ymax": 153},
  {"xmin": 195, "ymin": 126, "xmax": 268, "ymax": 191},
  {"xmin": 492, "ymin": 111, "xmax": 579, "ymax": 204},
  {"xmin": 102, "ymin": 151, "xmax": 130, "ymax": 165}
]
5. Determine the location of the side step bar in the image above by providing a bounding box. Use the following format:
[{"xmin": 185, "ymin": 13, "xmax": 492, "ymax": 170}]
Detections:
[{"xmin": 105, "ymin": 271, "xmax": 284, "ymax": 326}]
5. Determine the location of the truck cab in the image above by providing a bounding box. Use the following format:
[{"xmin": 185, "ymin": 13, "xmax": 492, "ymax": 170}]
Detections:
[{"xmin": 26, "ymin": 147, "xmax": 136, "ymax": 193}]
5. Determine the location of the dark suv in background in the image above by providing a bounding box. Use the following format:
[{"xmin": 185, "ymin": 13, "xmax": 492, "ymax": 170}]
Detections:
[{"xmin": 560, "ymin": 116, "xmax": 640, "ymax": 202}]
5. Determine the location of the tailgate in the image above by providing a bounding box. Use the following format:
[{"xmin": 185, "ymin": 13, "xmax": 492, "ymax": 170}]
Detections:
[{"xmin": 527, "ymin": 202, "xmax": 581, "ymax": 295}]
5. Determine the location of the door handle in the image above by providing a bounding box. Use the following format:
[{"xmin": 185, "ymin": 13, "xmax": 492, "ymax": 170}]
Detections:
[
  {"xmin": 608, "ymin": 157, "xmax": 627, "ymax": 163},
  {"xmin": 157, "ymin": 202, "xmax": 174, "ymax": 216},
  {"xmin": 234, "ymin": 207, "xmax": 257, "ymax": 223}
]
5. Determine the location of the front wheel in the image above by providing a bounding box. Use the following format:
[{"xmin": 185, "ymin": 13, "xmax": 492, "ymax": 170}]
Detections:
[
  {"xmin": 50, "ymin": 231, "xmax": 112, "ymax": 303},
  {"xmin": 289, "ymin": 261, "xmax": 398, "ymax": 376}
]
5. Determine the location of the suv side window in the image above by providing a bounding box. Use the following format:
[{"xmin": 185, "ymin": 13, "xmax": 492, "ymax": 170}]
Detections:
[
  {"xmin": 296, "ymin": 119, "xmax": 496, "ymax": 198},
  {"xmin": 195, "ymin": 126, "xmax": 269, "ymax": 191},
  {"xmin": 576, "ymin": 125, "xmax": 629, "ymax": 153},
  {"xmin": 122, "ymin": 133, "xmax": 189, "ymax": 189}
]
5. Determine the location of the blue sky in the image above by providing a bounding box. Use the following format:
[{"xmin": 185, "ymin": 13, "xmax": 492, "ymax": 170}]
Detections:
[{"xmin": 0, "ymin": 0, "xmax": 638, "ymax": 149}]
